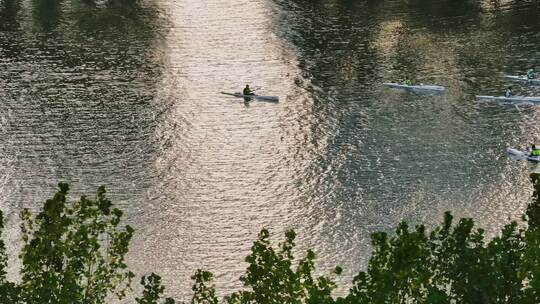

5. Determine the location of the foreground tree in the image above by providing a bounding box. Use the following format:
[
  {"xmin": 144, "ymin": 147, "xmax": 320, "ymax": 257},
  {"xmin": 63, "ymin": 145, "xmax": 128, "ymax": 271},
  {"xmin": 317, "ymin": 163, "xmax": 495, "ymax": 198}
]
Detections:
[
  {"xmin": 0, "ymin": 183, "xmax": 173, "ymax": 303},
  {"xmin": 342, "ymin": 174, "xmax": 540, "ymax": 304},
  {"xmin": 226, "ymin": 229, "xmax": 341, "ymax": 304},
  {"xmin": 2, "ymin": 175, "xmax": 540, "ymax": 303},
  {"xmin": 17, "ymin": 183, "xmax": 135, "ymax": 303},
  {"xmin": 191, "ymin": 174, "xmax": 540, "ymax": 304}
]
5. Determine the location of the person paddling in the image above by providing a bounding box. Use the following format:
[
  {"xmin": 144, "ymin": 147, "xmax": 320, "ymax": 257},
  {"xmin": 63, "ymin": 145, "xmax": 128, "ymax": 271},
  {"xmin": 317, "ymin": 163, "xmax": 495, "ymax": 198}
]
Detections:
[
  {"xmin": 505, "ymin": 86, "xmax": 513, "ymax": 98},
  {"xmin": 243, "ymin": 84, "xmax": 255, "ymax": 96},
  {"xmin": 402, "ymin": 79, "xmax": 413, "ymax": 86},
  {"xmin": 530, "ymin": 144, "xmax": 540, "ymax": 158},
  {"xmin": 527, "ymin": 66, "xmax": 536, "ymax": 80}
]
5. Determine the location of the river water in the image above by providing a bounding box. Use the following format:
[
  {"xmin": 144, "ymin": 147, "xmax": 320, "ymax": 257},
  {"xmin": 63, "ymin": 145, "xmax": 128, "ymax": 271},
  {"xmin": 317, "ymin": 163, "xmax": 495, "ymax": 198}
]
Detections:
[{"xmin": 1, "ymin": 0, "xmax": 540, "ymax": 299}]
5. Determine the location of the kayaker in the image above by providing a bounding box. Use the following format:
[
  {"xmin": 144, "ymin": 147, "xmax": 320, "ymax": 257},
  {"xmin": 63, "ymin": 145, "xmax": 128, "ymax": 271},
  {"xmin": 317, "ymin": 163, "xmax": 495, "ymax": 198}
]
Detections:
[
  {"xmin": 403, "ymin": 79, "xmax": 413, "ymax": 86},
  {"xmin": 505, "ymin": 86, "xmax": 513, "ymax": 98},
  {"xmin": 527, "ymin": 66, "xmax": 536, "ymax": 80},
  {"xmin": 243, "ymin": 85, "xmax": 255, "ymax": 95},
  {"xmin": 530, "ymin": 145, "xmax": 540, "ymax": 157}
]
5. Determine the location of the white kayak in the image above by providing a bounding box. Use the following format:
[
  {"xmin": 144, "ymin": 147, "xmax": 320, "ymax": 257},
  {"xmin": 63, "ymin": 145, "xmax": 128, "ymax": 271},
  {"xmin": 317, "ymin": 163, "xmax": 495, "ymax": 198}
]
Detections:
[
  {"xmin": 507, "ymin": 148, "xmax": 540, "ymax": 162},
  {"xmin": 503, "ymin": 75, "xmax": 540, "ymax": 85},
  {"xmin": 220, "ymin": 91, "xmax": 279, "ymax": 102},
  {"xmin": 476, "ymin": 95, "xmax": 540, "ymax": 103},
  {"xmin": 383, "ymin": 82, "xmax": 446, "ymax": 92}
]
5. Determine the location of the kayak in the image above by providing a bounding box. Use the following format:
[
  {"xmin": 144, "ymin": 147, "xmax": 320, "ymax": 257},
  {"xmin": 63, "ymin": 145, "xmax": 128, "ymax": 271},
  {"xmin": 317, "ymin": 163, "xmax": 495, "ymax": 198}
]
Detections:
[
  {"xmin": 383, "ymin": 83, "xmax": 446, "ymax": 92},
  {"xmin": 503, "ymin": 75, "xmax": 540, "ymax": 85},
  {"xmin": 476, "ymin": 95, "xmax": 540, "ymax": 103},
  {"xmin": 507, "ymin": 148, "xmax": 540, "ymax": 162},
  {"xmin": 220, "ymin": 91, "xmax": 279, "ymax": 102}
]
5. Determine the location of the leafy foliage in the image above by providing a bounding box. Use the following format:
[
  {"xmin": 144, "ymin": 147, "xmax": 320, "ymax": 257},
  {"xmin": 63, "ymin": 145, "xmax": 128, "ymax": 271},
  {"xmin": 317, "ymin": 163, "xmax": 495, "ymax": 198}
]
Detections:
[
  {"xmin": 191, "ymin": 270, "xmax": 218, "ymax": 304},
  {"xmin": 0, "ymin": 183, "xmax": 163, "ymax": 303},
  {"xmin": 342, "ymin": 174, "xmax": 540, "ymax": 304},
  {"xmin": 16, "ymin": 183, "xmax": 135, "ymax": 304},
  {"xmin": 137, "ymin": 273, "xmax": 175, "ymax": 304},
  {"xmin": 2, "ymin": 176, "xmax": 540, "ymax": 303},
  {"xmin": 526, "ymin": 173, "xmax": 540, "ymax": 229},
  {"xmin": 225, "ymin": 229, "xmax": 340, "ymax": 304}
]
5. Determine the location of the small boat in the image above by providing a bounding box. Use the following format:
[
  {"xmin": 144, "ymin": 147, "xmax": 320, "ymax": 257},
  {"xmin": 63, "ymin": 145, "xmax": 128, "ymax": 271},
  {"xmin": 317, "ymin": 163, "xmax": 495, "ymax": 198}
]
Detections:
[
  {"xmin": 503, "ymin": 75, "xmax": 540, "ymax": 85},
  {"xmin": 507, "ymin": 148, "xmax": 540, "ymax": 162},
  {"xmin": 476, "ymin": 95, "xmax": 540, "ymax": 103},
  {"xmin": 383, "ymin": 82, "xmax": 446, "ymax": 92},
  {"xmin": 220, "ymin": 91, "xmax": 279, "ymax": 102}
]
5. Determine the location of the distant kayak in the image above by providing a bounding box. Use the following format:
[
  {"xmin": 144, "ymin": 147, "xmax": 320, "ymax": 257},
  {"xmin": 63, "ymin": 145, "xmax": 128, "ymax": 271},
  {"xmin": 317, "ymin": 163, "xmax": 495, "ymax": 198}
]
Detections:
[
  {"xmin": 476, "ymin": 95, "xmax": 540, "ymax": 103},
  {"xmin": 503, "ymin": 75, "xmax": 540, "ymax": 85},
  {"xmin": 220, "ymin": 91, "xmax": 279, "ymax": 102},
  {"xmin": 383, "ymin": 83, "xmax": 446, "ymax": 92},
  {"xmin": 507, "ymin": 148, "xmax": 540, "ymax": 162}
]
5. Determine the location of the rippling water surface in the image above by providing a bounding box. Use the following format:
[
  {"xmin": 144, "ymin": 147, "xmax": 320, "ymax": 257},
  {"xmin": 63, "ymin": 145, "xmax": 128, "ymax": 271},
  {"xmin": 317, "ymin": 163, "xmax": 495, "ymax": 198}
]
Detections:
[{"xmin": 2, "ymin": 0, "xmax": 540, "ymax": 299}]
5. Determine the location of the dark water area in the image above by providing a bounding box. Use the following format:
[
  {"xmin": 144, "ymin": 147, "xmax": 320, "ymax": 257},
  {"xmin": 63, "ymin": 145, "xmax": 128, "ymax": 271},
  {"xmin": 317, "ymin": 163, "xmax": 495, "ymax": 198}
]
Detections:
[{"xmin": 2, "ymin": 0, "xmax": 540, "ymax": 299}]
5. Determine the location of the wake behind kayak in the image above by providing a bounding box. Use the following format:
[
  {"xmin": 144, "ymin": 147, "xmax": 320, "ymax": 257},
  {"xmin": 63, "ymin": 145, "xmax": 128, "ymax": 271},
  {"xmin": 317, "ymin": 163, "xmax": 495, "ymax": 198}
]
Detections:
[{"xmin": 476, "ymin": 95, "xmax": 540, "ymax": 103}]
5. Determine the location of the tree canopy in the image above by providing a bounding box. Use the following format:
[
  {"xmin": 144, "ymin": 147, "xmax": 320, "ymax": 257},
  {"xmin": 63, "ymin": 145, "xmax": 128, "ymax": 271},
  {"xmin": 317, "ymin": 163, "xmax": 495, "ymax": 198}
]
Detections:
[{"xmin": 1, "ymin": 175, "xmax": 540, "ymax": 303}]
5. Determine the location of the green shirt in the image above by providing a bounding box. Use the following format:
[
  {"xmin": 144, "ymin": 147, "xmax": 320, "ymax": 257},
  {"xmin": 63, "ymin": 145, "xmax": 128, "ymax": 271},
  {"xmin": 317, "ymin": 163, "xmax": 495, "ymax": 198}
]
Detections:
[
  {"xmin": 403, "ymin": 80, "xmax": 413, "ymax": 86},
  {"xmin": 527, "ymin": 69, "xmax": 535, "ymax": 79}
]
